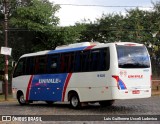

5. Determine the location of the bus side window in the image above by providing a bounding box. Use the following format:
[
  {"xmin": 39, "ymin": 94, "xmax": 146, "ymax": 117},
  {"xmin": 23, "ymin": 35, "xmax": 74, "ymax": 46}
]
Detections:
[
  {"xmin": 13, "ymin": 58, "xmax": 26, "ymax": 77},
  {"xmin": 99, "ymin": 49, "xmax": 105, "ymax": 71},
  {"xmin": 60, "ymin": 54, "xmax": 65, "ymax": 73},
  {"xmin": 106, "ymin": 48, "xmax": 110, "ymax": 70},
  {"xmin": 70, "ymin": 53, "xmax": 74, "ymax": 72},
  {"xmin": 90, "ymin": 48, "xmax": 110, "ymax": 71},
  {"xmin": 74, "ymin": 51, "xmax": 81, "ymax": 72},
  {"xmin": 90, "ymin": 49, "xmax": 100, "ymax": 71},
  {"xmin": 64, "ymin": 54, "xmax": 69, "ymax": 72},
  {"xmin": 81, "ymin": 50, "xmax": 90, "ymax": 72},
  {"xmin": 65, "ymin": 53, "xmax": 74, "ymax": 72},
  {"xmin": 101, "ymin": 48, "xmax": 110, "ymax": 71},
  {"xmin": 26, "ymin": 57, "xmax": 35, "ymax": 75},
  {"xmin": 48, "ymin": 54, "xmax": 60, "ymax": 74},
  {"xmin": 60, "ymin": 52, "xmax": 74, "ymax": 73},
  {"xmin": 35, "ymin": 56, "xmax": 47, "ymax": 74}
]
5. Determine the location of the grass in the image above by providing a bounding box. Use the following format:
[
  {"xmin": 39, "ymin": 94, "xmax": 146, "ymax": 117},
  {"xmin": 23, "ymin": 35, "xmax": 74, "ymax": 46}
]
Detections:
[{"xmin": 0, "ymin": 94, "xmax": 15, "ymax": 102}]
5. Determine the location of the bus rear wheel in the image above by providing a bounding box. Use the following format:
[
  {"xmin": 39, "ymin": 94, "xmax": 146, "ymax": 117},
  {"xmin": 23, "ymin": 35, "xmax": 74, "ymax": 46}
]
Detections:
[
  {"xmin": 70, "ymin": 94, "xmax": 81, "ymax": 109},
  {"xmin": 99, "ymin": 100, "xmax": 115, "ymax": 107},
  {"xmin": 46, "ymin": 101, "xmax": 54, "ymax": 105},
  {"xmin": 17, "ymin": 93, "xmax": 26, "ymax": 105}
]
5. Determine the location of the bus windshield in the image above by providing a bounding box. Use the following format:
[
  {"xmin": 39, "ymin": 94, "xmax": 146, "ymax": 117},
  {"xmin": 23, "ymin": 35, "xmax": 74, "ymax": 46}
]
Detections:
[{"xmin": 116, "ymin": 45, "xmax": 150, "ymax": 68}]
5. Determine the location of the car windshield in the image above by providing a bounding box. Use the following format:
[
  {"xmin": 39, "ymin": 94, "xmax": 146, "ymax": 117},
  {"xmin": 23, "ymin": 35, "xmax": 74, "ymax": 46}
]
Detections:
[{"xmin": 116, "ymin": 45, "xmax": 150, "ymax": 68}]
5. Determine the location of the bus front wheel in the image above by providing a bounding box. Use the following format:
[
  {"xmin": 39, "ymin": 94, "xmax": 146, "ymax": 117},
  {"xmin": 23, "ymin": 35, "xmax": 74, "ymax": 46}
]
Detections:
[
  {"xmin": 17, "ymin": 92, "xmax": 26, "ymax": 105},
  {"xmin": 99, "ymin": 100, "xmax": 115, "ymax": 107},
  {"xmin": 70, "ymin": 94, "xmax": 81, "ymax": 109}
]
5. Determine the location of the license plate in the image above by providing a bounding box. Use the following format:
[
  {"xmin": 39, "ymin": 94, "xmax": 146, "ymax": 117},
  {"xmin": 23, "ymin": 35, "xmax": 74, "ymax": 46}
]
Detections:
[{"xmin": 132, "ymin": 90, "xmax": 140, "ymax": 94}]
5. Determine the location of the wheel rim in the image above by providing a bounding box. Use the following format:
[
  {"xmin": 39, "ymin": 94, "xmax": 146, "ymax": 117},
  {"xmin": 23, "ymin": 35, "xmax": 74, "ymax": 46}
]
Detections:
[
  {"xmin": 20, "ymin": 95, "xmax": 25, "ymax": 103},
  {"xmin": 71, "ymin": 96, "xmax": 78, "ymax": 107}
]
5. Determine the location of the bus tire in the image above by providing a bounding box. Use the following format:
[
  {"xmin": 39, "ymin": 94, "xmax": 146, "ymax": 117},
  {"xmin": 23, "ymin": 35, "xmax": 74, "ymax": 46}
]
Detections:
[
  {"xmin": 46, "ymin": 101, "xmax": 54, "ymax": 105},
  {"xmin": 70, "ymin": 94, "xmax": 81, "ymax": 109},
  {"xmin": 17, "ymin": 92, "xmax": 26, "ymax": 105},
  {"xmin": 99, "ymin": 100, "xmax": 115, "ymax": 107}
]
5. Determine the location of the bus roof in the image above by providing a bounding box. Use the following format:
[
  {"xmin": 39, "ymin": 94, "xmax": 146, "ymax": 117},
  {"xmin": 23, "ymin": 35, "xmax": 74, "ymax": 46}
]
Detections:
[
  {"xmin": 20, "ymin": 42, "xmax": 144, "ymax": 58},
  {"xmin": 115, "ymin": 42, "xmax": 144, "ymax": 46}
]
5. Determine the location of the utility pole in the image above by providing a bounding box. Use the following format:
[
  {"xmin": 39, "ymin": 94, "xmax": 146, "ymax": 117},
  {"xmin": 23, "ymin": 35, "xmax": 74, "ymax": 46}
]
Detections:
[{"xmin": 4, "ymin": 0, "xmax": 8, "ymax": 101}]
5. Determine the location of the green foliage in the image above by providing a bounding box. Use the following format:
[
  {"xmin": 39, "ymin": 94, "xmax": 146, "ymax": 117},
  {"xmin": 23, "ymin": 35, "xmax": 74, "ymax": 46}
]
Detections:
[
  {"xmin": 4, "ymin": 0, "xmax": 60, "ymax": 60},
  {"xmin": 5, "ymin": 0, "xmax": 82, "ymax": 58},
  {"xmin": 10, "ymin": 0, "xmax": 60, "ymax": 30},
  {"xmin": 76, "ymin": 9, "xmax": 155, "ymax": 44},
  {"xmin": 33, "ymin": 26, "xmax": 83, "ymax": 50}
]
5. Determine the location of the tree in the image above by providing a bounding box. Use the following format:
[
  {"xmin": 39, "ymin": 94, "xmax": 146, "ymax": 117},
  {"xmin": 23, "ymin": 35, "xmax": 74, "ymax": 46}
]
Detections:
[
  {"xmin": 10, "ymin": 0, "xmax": 60, "ymax": 30},
  {"xmin": 149, "ymin": 1, "xmax": 160, "ymax": 77},
  {"xmin": 7, "ymin": 0, "xmax": 60, "ymax": 60},
  {"xmin": 97, "ymin": 13, "xmax": 125, "ymax": 42},
  {"xmin": 75, "ymin": 21, "xmax": 100, "ymax": 42}
]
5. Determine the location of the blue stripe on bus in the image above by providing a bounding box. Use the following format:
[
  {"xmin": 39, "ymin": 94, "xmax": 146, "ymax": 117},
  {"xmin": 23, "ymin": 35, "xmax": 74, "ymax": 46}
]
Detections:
[
  {"xmin": 29, "ymin": 73, "xmax": 69, "ymax": 101},
  {"xmin": 118, "ymin": 78, "xmax": 127, "ymax": 90},
  {"xmin": 48, "ymin": 46, "xmax": 86, "ymax": 54}
]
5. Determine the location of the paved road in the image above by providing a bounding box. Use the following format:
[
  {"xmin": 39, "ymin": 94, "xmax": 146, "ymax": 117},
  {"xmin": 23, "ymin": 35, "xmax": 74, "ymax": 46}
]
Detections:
[{"xmin": 0, "ymin": 96, "xmax": 160, "ymax": 124}]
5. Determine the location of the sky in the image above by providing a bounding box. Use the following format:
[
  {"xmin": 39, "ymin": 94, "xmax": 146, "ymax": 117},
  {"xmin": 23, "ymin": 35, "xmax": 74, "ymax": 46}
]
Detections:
[{"xmin": 50, "ymin": 0, "xmax": 158, "ymax": 26}]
